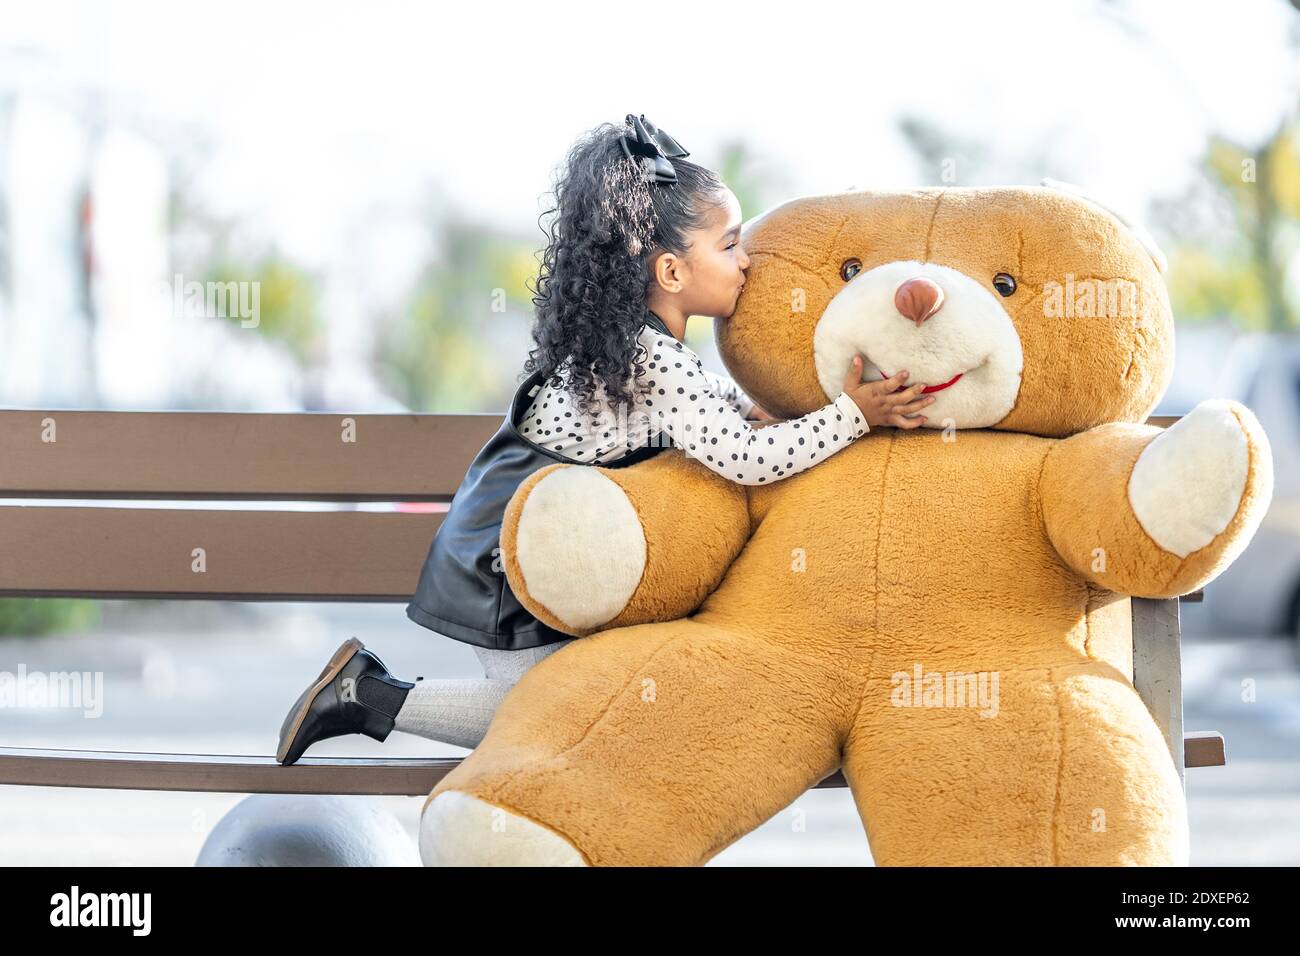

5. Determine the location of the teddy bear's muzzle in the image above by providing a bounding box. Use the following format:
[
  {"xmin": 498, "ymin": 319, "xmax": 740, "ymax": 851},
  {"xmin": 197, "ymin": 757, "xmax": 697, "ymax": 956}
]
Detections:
[{"xmin": 811, "ymin": 259, "xmax": 1025, "ymax": 429}]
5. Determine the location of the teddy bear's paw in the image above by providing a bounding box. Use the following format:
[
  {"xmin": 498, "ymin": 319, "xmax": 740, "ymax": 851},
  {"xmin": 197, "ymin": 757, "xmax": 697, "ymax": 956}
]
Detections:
[
  {"xmin": 513, "ymin": 466, "xmax": 646, "ymax": 630},
  {"xmin": 1127, "ymin": 399, "xmax": 1255, "ymax": 559},
  {"xmin": 419, "ymin": 790, "xmax": 587, "ymax": 866}
]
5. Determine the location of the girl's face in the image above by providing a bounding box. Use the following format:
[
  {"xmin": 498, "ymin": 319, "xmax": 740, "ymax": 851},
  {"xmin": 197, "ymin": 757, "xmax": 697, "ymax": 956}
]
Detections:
[
  {"xmin": 648, "ymin": 186, "xmax": 751, "ymax": 327},
  {"xmin": 683, "ymin": 186, "xmax": 751, "ymax": 319}
]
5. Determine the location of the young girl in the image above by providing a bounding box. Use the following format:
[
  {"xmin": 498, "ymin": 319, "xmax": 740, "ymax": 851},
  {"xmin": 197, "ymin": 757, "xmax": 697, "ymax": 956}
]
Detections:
[{"xmin": 276, "ymin": 114, "xmax": 934, "ymax": 765}]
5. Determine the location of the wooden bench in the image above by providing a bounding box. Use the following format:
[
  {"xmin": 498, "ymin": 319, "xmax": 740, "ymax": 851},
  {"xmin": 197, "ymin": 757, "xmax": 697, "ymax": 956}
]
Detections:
[{"xmin": 0, "ymin": 410, "xmax": 1222, "ymax": 799}]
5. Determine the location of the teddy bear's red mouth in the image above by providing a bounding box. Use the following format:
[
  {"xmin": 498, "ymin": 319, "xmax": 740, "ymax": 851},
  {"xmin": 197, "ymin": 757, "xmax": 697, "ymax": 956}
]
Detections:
[{"xmin": 883, "ymin": 370, "xmax": 964, "ymax": 394}]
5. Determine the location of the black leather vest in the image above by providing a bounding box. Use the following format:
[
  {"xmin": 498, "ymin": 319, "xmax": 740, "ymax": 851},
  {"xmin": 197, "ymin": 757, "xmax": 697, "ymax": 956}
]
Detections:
[{"xmin": 405, "ymin": 314, "xmax": 676, "ymax": 650}]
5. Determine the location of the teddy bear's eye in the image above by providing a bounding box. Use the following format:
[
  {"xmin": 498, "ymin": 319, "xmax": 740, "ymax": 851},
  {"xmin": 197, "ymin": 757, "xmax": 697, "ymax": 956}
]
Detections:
[
  {"xmin": 840, "ymin": 258, "xmax": 863, "ymax": 282},
  {"xmin": 993, "ymin": 273, "xmax": 1017, "ymax": 297}
]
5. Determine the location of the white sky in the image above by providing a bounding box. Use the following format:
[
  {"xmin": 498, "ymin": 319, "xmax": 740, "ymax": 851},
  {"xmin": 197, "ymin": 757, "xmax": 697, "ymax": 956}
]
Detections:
[{"xmin": 3, "ymin": 0, "xmax": 1296, "ymax": 272}]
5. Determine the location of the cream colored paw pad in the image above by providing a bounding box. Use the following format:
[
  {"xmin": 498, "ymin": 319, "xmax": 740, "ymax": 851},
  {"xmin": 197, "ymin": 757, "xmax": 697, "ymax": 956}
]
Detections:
[
  {"xmin": 514, "ymin": 467, "xmax": 646, "ymax": 630},
  {"xmin": 1128, "ymin": 401, "xmax": 1249, "ymax": 558}
]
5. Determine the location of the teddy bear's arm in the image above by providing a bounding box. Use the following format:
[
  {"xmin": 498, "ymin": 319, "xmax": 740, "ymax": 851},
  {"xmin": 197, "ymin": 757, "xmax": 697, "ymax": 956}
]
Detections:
[
  {"xmin": 1038, "ymin": 399, "xmax": 1272, "ymax": 598},
  {"xmin": 499, "ymin": 451, "xmax": 752, "ymax": 637}
]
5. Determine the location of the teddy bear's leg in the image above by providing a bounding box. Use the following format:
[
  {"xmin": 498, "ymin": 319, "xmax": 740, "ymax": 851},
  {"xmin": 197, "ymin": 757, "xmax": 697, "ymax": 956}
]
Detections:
[
  {"xmin": 500, "ymin": 452, "xmax": 750, "ymax": 637},
  {"xmin": 418, "ymin": 620, "xmax": 850, "ymax": 866},
  {"xmin": 842, "ymin": 661, "xmax": 1188, "ymax": 866}
]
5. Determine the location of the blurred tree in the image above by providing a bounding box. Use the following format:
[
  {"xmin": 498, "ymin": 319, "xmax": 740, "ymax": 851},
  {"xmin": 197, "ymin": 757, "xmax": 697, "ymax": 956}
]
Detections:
[
  {"xmin": 898, "ymin": 114, "xmax": 1055, "ymax": 186},
  {"xmin": 0, "ymin": 598, "xmax": 100, "ymax": 638},
  {"xmin": 168, "ymin": 184, "xmax": 326, "ymax": 366},
  {"xmin": 204, "ymin": 252, "xmax": 324, "ymax": 364},
  {"xmin": 1183, "ymin": 121, "xmax": 1299, "ymax": 331},
  {"xmin": 372, "ymin": 208, "xmax": 536, "ymax": 412},
  {"xmin": 715, "ymin": 137, "xmax": 791, "ymax": 225},
  {"xmin": 899, "ymin": 116, "xmax": 989, "ymax": 185},
  {"xmin": 1159, "ymin": 239, "xmax": 1272, "ymax": 329},
  {"xmin": 1115, "ymin": 0, "xmax": 1300, "ymax": 331}
]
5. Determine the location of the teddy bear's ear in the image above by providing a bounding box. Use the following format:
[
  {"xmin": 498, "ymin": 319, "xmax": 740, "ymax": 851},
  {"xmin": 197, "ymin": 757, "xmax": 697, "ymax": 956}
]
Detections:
[{"xmin": 1040, "ymin": 177, "xmax": 1168, "ymax": 275}]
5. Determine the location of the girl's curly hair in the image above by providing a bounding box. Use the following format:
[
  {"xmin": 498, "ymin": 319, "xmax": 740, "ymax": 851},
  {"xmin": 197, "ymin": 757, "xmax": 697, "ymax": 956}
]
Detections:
[{"xmin": 522, "ymin": 118, "xmax": 726, "ymax": 418}]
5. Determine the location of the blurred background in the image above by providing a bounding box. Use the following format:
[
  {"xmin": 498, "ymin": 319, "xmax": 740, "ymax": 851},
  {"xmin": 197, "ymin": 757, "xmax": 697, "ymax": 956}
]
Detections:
[{"xmin": 0, "ymin": 0, "xmax": 1297, "ymax": 865}]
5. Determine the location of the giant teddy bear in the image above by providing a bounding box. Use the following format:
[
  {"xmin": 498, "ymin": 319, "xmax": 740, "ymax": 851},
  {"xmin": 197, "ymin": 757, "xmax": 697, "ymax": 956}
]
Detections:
[{"xmin": 418, "ymin": 185, "xmax": 1273, "ymax": 866}]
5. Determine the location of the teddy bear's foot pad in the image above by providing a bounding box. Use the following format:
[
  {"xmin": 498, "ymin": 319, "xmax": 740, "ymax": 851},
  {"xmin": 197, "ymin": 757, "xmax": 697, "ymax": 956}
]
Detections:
[{"xmin": 419, "ymin": 790, "xmax": 587, "ymax": 866}]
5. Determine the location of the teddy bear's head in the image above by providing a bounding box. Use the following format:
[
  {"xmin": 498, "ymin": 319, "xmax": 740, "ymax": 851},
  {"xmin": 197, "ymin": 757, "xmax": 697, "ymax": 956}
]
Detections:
[{"xmin": 717, "ymin": 186, "xmax": 1173, "ymax": 439}]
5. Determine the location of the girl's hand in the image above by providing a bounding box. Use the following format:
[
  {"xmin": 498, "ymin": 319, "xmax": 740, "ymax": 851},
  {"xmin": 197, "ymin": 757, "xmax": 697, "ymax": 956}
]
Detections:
[
  {"xmin": 748, "ymin": 403, "xmax": 777, "ymax": 421},
  {"xmin": 842, "ymin": 355, "xmax": 935, "ymax": 429}
]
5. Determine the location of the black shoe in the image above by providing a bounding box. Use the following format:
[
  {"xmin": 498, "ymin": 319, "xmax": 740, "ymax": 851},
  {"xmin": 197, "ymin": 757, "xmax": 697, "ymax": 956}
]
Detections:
[{"xmin": 276, "ymin": 638, "xmax": 416, "ymax": 765}]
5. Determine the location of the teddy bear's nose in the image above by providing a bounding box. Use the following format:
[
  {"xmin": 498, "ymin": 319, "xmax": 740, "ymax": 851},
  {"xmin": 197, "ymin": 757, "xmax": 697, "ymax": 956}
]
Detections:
[{"xmin": 894, "ymin": 277, "xmax": 945, "ymax": 326}]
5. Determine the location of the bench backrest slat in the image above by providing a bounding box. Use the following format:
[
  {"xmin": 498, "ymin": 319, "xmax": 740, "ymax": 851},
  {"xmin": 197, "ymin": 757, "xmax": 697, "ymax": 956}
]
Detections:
[
  {"xmin": 0, "ymin": 506, "xmax": 441, "ymax": 599},
  {"xmin": 0, "ymin": 411, "xmax": 500, "ymax": 500}
]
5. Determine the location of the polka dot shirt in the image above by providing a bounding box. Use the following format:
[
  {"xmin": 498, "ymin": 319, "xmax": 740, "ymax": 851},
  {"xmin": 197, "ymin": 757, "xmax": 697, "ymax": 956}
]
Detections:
[{"xmin": 516, "ymin": 323, "xmax": 870, "ymax": 485}]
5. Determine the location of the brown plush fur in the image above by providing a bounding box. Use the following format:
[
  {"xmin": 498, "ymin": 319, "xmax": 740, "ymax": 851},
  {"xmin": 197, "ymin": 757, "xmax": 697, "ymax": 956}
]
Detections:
[{"xmin": 424, "ymin": 187, "xmax": 1272, "ymax": 866}]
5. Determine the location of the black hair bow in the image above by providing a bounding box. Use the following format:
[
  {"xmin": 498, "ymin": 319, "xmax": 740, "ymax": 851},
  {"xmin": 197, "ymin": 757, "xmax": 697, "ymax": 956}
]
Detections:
[{"xmin": 620, "ymin": 113, "xmax": 690, "ymax": 184}]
